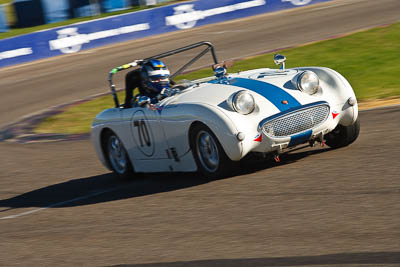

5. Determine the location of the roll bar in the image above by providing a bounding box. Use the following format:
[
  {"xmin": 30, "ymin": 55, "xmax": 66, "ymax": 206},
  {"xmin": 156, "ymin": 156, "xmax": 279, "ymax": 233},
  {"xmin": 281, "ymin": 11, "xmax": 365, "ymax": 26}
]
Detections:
[{"xmin": 108, "ymin": 41, "xmax": 219, "ymax": 108}]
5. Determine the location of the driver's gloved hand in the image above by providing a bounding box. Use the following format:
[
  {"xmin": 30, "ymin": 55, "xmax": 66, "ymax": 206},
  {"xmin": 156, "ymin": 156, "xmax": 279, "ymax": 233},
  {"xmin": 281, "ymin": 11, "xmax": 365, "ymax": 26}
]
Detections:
[
  {"xmin": 170, "ymin": 88, "xmax": 181, "ymax": 96},
  {"xmin": 158, "ymin": 88, "xmax": 172, "ymax": 100}
]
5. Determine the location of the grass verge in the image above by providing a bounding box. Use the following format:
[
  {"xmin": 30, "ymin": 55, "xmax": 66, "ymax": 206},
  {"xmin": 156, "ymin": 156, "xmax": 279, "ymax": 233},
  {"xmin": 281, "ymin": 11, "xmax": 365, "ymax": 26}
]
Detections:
[{"xmin": 34, "ymin": 22, "xmax": 400, "ymax": 135}]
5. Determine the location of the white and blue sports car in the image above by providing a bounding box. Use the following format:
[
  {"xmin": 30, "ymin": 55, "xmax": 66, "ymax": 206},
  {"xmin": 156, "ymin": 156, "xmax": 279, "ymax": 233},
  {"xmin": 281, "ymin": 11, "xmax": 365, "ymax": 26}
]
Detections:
[{"xmin": 91, "ymin": 42, "xmax": 359, "ymax": 178}]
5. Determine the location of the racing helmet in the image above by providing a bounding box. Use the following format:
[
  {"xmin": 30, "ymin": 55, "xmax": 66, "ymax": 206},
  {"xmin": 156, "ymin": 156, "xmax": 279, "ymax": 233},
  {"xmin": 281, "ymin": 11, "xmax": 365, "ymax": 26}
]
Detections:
[{"xmin": 141, "ymin": 59, "xmax": 170, "ymax": 94}]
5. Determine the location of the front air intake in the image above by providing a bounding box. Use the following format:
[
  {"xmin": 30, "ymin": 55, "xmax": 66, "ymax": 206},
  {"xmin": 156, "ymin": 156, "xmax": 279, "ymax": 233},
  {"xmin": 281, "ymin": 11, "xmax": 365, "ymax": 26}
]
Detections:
[{"xmin": 262, "ymin": 104, "xmax": 330, "ymax": 137}]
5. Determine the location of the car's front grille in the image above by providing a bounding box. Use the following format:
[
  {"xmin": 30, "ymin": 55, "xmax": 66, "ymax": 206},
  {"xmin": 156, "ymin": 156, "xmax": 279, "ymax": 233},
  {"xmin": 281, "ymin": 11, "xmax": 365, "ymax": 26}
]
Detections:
[{"xmin": 262, "ymin": 104, "xmax": 330, "ymax": 137}]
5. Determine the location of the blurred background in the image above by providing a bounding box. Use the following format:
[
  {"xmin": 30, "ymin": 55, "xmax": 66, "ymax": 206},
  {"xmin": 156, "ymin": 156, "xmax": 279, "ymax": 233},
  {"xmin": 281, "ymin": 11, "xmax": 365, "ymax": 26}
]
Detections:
[{"xmin": 0, "ymin": 0, "xmax": 186, "ymax": 31}]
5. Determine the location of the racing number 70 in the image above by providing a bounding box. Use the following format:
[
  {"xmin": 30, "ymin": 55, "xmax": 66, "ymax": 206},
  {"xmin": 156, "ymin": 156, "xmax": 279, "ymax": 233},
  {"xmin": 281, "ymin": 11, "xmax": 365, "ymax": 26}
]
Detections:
[{"xmin": 133, "ymin": 119, "xmax": 151, "ymax": 147}]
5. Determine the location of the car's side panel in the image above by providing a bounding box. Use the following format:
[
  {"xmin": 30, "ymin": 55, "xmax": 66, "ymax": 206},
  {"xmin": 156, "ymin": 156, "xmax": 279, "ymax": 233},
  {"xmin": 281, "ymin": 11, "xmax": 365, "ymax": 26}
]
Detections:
[
  {"xmin": 124, "ymin": 108, "xmax": 169, "ymax": 160},
  {"xmin": 117, "ymin": 107, "xmax": 176, "ymax": 173},
  {"xmin": 92, "ymin": 107, "xmax": 175, "ymax": 173},
  {"xmin": 133, "ymin": 150, "xmax": 197, "ymax": 173}
]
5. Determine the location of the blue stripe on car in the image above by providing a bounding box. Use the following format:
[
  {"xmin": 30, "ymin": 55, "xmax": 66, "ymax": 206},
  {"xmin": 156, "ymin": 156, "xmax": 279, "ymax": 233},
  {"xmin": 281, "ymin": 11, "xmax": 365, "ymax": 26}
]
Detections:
[
  {"xmin": 228, "ymin": 78, "xmax": 301, "ymax": 111},
  {"xmin": 288, "ymin": 130, "xmax": 312, "ymax": 147}
]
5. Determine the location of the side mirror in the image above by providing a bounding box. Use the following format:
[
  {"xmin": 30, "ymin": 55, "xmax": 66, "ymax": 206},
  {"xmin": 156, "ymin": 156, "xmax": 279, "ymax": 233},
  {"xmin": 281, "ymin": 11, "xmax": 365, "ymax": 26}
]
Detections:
[
  {"xmin": 212, "ymin": 60, "xmax": 234, "ymax": 71},
  {"xmin": 214, "ymin": 66, "xmax": 227, "ymax": 78},
  {"xmin": 274, "ymin": 54, "xmax": 286, "ymax": 70}
]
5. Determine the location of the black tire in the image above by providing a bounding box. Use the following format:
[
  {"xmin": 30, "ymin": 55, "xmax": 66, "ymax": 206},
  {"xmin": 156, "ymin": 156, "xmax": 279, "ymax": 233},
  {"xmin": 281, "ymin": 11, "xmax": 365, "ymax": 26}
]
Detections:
[
  {"xmin": 325, "ymin": 118, "xmax": 360, "ymax": 148},
  {"xmin": 190, "ymin": 123, "xmax": 233, "ymax": 179},
  {"xmin": 105, "ymin": 132, "xmax": 134, "ymax": 179}
]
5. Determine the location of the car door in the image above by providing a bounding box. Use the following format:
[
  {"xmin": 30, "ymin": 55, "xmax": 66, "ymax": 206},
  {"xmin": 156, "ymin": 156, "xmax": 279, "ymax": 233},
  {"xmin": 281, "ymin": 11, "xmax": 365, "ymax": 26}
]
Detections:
[{"xmin": 129, "ymin": 107, "xmax": 169, "ymax": 160}]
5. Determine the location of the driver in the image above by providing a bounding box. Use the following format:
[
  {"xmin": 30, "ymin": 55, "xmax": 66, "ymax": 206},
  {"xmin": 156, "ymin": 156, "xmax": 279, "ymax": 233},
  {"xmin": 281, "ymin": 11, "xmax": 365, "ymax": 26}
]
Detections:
[{"xmin": 124, "ymin": 59, "xmax": 171, "ymax": 108}]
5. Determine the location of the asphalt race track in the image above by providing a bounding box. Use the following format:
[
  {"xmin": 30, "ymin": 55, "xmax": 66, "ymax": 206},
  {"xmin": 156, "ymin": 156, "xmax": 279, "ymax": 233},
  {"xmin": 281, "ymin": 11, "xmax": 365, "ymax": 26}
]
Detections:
[{"xmin": 1, "ymin": 0, "xmax": 400, "ymax": 265}]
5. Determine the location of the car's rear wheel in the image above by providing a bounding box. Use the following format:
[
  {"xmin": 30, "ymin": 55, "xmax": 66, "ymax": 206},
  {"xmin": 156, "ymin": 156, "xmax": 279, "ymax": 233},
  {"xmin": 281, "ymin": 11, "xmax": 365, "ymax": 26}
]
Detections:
[
  {"xmin": 190, "ymin": 123, "xmax": 232, "ymax": 178},
  {"xmin": 106, "ymin": 132, "xmax": 134, "ymax": 179},
  {"xmin": 325, "ymin": 118, "xmax": 360, "ymax": 148}
]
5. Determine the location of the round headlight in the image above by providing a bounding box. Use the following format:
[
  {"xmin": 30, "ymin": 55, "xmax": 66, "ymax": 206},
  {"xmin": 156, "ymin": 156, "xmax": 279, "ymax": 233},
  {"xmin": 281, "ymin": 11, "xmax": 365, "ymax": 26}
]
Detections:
[
  {"xmin": 230, "ymin": 91, "xmax": 255, "ymax": 115},
  {"xmin": 297, "ymin": 71, "xmax": 319, "ymax": 95}
]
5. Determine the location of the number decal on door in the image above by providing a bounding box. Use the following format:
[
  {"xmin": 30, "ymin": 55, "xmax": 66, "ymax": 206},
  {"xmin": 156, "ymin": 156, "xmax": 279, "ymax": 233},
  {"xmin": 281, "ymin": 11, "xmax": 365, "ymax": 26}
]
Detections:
[
  {"xmin": 133, "ymin": 119, "xmax": 151, "ymax": 147},
  {"xmin": 131, "ymin": 110, "xmax": 155, "ymax": 157}
]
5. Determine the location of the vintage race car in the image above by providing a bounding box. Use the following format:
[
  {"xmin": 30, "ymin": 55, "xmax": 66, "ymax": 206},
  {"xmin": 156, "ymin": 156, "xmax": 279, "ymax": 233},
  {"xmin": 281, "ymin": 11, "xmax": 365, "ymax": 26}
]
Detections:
[{"xmin": 91, "ymin": 41, "xmax": 359, "ymax": 178}]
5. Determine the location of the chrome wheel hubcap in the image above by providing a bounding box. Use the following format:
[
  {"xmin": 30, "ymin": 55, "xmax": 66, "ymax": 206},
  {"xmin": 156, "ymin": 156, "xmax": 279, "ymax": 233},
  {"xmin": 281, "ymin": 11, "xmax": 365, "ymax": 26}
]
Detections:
[
  {"xmin": 196, "ymin": 130, "xmax": 219, "ymax": 173},
  {"xmin": 108, "ymin": 135, "xmax": 127, "ymax": 174}
]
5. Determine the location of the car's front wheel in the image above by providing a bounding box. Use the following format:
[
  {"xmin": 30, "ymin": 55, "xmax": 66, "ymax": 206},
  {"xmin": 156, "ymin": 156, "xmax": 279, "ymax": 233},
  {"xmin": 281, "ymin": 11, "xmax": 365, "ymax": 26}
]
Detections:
[
  {"xmin": 325, "ymin": 118, "xmax": 360, "ymax": 148},
  {"xmin": 106, "ymin": 132, "xmax": 134, "ymax": 179},
  {"xmin": 190, "ymin": 123, "xmax": 233, "ymax": 178}
]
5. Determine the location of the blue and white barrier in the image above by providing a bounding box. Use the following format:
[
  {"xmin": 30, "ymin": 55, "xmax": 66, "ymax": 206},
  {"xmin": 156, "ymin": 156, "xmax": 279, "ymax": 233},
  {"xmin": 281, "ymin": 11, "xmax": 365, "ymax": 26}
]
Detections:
[{"xmin": 0, "ymin": 0, "xmax": 331, "ymax": 68}]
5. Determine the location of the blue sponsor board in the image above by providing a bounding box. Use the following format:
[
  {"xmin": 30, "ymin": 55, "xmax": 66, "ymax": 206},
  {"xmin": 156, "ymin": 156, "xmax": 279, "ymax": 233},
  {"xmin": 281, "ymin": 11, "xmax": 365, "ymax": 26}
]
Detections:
[{"xmin": 0, "ymin": 0, "xmax": 331, "ymax": 68}]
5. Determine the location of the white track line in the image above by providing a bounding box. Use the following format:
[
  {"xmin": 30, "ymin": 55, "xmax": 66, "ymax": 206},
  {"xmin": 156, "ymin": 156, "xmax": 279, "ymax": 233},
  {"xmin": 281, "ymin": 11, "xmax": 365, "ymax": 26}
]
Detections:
[{"xmin": 0, "ymin": 187, "xmax": 120, "ymax": 220}]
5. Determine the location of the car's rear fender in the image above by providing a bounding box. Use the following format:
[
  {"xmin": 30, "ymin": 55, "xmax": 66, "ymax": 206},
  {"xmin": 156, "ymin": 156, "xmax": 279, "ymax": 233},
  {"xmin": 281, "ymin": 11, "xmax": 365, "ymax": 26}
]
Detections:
[{"xmin": 91, "ymin": 108, "xmax": 133, "ymax": 171}]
